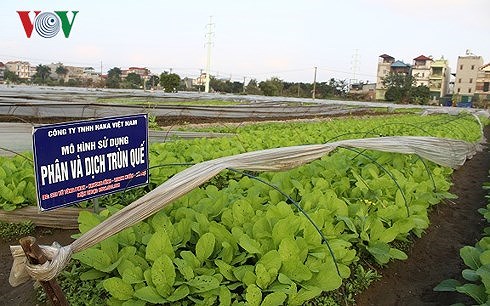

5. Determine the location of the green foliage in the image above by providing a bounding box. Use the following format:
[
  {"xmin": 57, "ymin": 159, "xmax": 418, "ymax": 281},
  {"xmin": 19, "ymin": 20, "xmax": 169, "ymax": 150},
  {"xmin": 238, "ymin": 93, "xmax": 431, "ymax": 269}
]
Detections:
[
  {"xmin": 69, "ymin": 143, "xmax": 459, "ymax": 304},
  {"xmin": 32, "ymin": 64, "xmax": 52, "ymax": 84},
  {"xmin": 0, "ymin": 220, "xmax": 35, "ymax": 240},
  {"xmin": 411, "ymin": 85, "xmax": 431, "ymax": 105},
  {"xmin": 0, "ymin": 154, "xmax": 36, "ymax": 211},
  {"xmin": 37, "ymin": 261, "xmax": 109, "ymax": 305},
  {"xmin": 160, "ymin": 72, "xmax": 181, "ymax": 92},
  {"xmin": 383, "ymin": 72, "xmax": 431, "ymax": 104},
  {"xmin": 123, "ymin": 72, "xmax": 143, "ymax": 89},
  {"xmin": 434, "ymin": 194, "xmax": 490, "ymax": 304},
  {"xmin": 0, "ymin": 113, "xmax": 483, "ymax": 214},
  {"xmin": 4, "ymin": 69, "xmax": 21, "ymax": 83},
  {"xmin": 107, "ymin": 67, "xmax": 122, "ymax": 88},
  {"xmin": 259, "ymin": 77, "xmax": 284, "ymax": 96}
]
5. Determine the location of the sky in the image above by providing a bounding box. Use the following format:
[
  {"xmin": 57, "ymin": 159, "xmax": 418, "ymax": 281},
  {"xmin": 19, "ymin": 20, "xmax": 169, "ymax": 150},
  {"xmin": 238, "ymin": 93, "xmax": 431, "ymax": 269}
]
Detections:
[{"xmin": 1, "ymin": 0, "xmax": 489, "ymax": 83}]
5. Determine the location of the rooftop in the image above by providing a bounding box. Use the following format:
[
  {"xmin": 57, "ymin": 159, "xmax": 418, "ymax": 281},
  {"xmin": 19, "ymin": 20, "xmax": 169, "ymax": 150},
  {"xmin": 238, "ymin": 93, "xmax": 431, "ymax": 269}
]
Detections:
[
  {"xmin": 414, "ymin": 55, "xmax": 433, "ymax": 61},
  {"xmin": 379, "ymin": 54, "xmax": 394, "ymax": 59},
  {"xmin": 391, "ymin": 60, "xmax": 410, "ymax": 68}
]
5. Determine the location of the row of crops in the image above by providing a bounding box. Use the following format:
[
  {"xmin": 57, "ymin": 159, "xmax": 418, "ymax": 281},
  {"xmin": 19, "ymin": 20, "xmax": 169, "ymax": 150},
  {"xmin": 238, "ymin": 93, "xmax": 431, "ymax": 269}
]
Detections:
[
  {"xmin": 2, "ymin": 113, "xmax": 487, "ymax": 305},
  {"xmin": 434, "ymin": 171, "xmax": 490, "ymax": 304}
]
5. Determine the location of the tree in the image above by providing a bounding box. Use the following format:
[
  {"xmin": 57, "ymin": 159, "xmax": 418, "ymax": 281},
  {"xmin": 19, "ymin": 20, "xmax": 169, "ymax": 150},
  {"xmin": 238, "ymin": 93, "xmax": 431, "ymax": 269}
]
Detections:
[
  {"xmin": 259, "ymin": 77, "xmax": 283, "ymax": 96},
  {"xmin": 33, "ymin": 64, "xmax": 51, "ymax": 84},
  {"xmin": 4, "ymin": 70, "xmax": 20, "ymax": 84},
  {"xmin": 160, "ymin": 72, "xmax": 181, "ymax": 92},
  {"xmin": 107, "ymin": 67, "xmax": 122, "ymax": 88},
  {"xmin": 55, "ymin": 65, "xmax": 68, "ymax": 81},
  {"xmin": 245, "ymin": 79, "xmax": 262, "ymax": 95},
  {"xmin": 382, "ymin": 72, "xmax": 415, "ymax": 103},
  {"xmin": 146, "ymin": 75, "xmax": 160, "ymax": 90},
  {"xmin": 124, "ymin": 72, "xmax": 142, "ymax": 89},
  {"xmin": 411, "ymin": 85, "xmax": 431, "ymax": 105}
]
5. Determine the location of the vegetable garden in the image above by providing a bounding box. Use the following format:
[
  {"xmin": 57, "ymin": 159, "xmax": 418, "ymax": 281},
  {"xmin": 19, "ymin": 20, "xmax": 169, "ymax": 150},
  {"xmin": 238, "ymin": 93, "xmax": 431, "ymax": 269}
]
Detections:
[{"xmin": 1, "ymin": 112, "xmax": 488, "ymax": 305}]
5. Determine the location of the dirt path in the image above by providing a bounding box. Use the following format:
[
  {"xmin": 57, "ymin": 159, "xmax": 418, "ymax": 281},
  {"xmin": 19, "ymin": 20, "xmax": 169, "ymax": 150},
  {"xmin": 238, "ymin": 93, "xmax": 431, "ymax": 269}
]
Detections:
[
  {"xmin": 356, "ymin": 127, "xmax": 490, "ymax": 306},
  {"xmin": 0, "ymin": 228, "xmax": 76, "ymax": 306}
]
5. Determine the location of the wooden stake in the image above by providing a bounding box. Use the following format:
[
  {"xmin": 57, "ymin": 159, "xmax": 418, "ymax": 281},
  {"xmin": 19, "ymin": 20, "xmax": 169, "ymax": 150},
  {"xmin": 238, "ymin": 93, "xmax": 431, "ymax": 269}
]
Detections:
[{"xmin": 19, "ymin": 236, "xmax": 68, "ymax": 306}]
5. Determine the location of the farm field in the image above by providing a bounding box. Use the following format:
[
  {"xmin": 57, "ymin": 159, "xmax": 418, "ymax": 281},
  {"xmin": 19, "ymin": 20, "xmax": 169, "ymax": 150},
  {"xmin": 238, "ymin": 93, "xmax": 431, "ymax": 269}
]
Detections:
[{"xmin": 0, "ymin": 99, "xmax": 489, "ymax": 305}]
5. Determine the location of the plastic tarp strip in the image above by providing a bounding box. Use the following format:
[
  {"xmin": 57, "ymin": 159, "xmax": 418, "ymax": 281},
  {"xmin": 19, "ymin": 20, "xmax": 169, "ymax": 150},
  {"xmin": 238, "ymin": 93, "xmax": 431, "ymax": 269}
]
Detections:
[{"xmin": 9, "ymin": 136, "xmax": 479, "ymax": 286}]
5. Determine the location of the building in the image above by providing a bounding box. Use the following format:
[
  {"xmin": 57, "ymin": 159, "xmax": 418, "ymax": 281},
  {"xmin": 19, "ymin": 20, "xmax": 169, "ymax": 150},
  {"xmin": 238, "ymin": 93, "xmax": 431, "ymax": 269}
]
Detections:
[
  {"xmin": 122, "ymin": 67, "xmax": 150, "ymax": 80},
  {"xmin": 82, "ymin": 67, "xmax": 101, "ymax": 82},
  {"xmin": 428, "ymin": 57, "xmax": 451, "ymax": 100},
  {"xmin": 194, "ymin": 73, "xmax": 207, "ymax": 87},
  {"xmin": 350, "ymin": 82, "xmax": 376, "ymax": 100},
  {"xmin": 5, "ymin": 61, "xmax": 31, "ymax": 79},
  {"xmin": 375, "ymin": 54, "xmax": 395, "ymax": 100},
  {"xmin": 411, "ymin": 55, "xmax": 432, "ymax": 87},
  {"xmin": 0, "ymin": 62, "xmax": 5, "ymax": 83},
  {"xmin": 391, "ymin": 60, "xmax": 411, "ymax": 75},
  {"xmin": 453, "ymin": 52, "xmax": 484, "ymax": 102},
  {"xmin": 375, "ymin": 55, "xmax": 412, "ymax": 100},
  {"xmin": 476, "ymin": 63, "xmax": 490, "ymax": 107}
]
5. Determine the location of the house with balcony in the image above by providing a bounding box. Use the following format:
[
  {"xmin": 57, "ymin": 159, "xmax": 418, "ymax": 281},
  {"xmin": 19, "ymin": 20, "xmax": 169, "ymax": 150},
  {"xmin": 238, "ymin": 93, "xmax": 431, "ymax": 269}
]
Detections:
[
  {"xmin": 476, "ymin": 63, "xmax": 490, "ymax": 107},
  {"xmin": 375, "ymin": 54, "xmax": 395, "ymax": 100},
  {"xmin": 5, "ymin": 61, "xmax": 31, "ymax": 80},
  {"xmin": 411, "ymin": 55, "xmax": 432, "ymax": 87},
  {"xmin": 428, "ymin": 57, "xmax": 451, "ymax": 101}
]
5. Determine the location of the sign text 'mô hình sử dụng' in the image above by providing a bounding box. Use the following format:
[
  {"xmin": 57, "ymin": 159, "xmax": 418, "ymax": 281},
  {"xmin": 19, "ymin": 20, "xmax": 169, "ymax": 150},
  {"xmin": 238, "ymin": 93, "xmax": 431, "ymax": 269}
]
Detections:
[{"xmin": 32, "ymin": 114, "xmax": 149, "ymax": 211}]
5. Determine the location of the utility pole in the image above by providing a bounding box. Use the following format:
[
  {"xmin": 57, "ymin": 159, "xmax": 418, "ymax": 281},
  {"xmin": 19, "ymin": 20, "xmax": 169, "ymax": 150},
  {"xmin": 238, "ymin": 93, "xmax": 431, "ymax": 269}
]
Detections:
[
  {"xmin": 99, "ymin": 61, "xmax": 103, "ymax": 88},
  {"xmin": 205, "ymin": 16, "xmax": 214, "ymax": 93},
  {"xmin": 243, "ymin": 76, "xmax": 246, "ymax": 93},
  {"xmin": 312, "ymin": 66, "xmax": 317, "ymax": 99}
]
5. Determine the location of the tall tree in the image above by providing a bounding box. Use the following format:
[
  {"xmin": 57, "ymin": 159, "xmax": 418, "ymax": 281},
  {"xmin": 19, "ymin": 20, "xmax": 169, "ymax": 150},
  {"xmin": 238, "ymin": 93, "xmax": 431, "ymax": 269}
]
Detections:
[
  {"xmin": 55, "ymin": 65, "xmax": 68, "ymax": 81},
  {"xmin": 383, "ymin": 72, "xmax": 430, "ymax": 104},
  {"xmin": 4, "ymin": 70, "xmax": 20, "ymax": 83},
  {"xmin": 245, "ymin": 79, "xmax": 261, "ymax": 95},
  {"xmin": 411, "ymin": 85, "xmax": 431, "ymax": 105},
  {"xmin": 160, "ymin": 72, "xmax": 181, "ymax": 92},
  {"xmin": 107, "ymin": 67, "xmax": 122, "ymax": 88},
  {"xmin": 146, "ymin": 75, "xmax": 160, "ymax": 90},
  {"xmin": 383, "ymin": 72, "xmax": 414, "ymax": 103},
  {"xmin": 33, "ymin": 64, "xmax": 51, "ymax": 84},
  {"xmin": 124, "ymin": 72, "xmax": 142, "ymax": 89},
  {"xmin": 259, "ymin": 77, "xmax": 283, "ymax": 96}
]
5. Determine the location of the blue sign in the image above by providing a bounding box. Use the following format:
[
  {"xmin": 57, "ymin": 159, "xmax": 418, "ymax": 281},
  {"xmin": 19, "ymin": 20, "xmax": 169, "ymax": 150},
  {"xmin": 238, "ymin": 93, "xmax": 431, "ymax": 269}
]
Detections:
[{"xmin": 32, "ymin": 114, "xmax": 149, "ymax": 211}]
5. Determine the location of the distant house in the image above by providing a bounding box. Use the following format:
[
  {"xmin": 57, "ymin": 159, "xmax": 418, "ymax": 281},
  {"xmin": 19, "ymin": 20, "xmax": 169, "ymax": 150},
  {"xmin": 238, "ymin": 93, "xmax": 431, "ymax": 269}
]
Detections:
[
  {"xmin": 453, "ymin": 52, "xmax": 484, "ymax": 102},
  {"xmin": 5, "ymin": 61, "xmax": 31, "ymax": 79},
  {"xmin": 411, "ymin": 55, "xmax": 432, "ymax": 87},
  {"xmin": 375, "ymin": 54, "xmax": 411, "ymax": 100},
  {"xmin": 194, "ymin": 73, "xmax": 207, "ymax": 87},
  {"xmin": 476, "ymin": 63, "xmax": 490, "ymax": 107},
  {"xmin": 182, "ymin": 77, "xmax": 194, "ymax": 89},
  {"xmin": 122, "ymin": 67, "xmax": 150, "ymax": 80},
  {"xmin": 428, "ymin": 57, "xmax": 451, "ymax": 100},
  {"xmin": 350, "ymin": 82, "xmax": 376, "ymax": 100},
  {"xmin": 0, "ymin": 62, "xmax": 5, "ymax": 83}
]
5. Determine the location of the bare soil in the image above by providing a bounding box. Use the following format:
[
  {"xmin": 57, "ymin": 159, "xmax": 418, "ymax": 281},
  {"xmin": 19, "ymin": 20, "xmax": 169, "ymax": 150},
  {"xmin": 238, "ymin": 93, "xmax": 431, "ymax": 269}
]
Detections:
[
  {"xmin": 356, "ymin": 126, "xmax": 490, "ymax": 306},
  {"xmin": 0, "ymin": 228, "xmax": 76, "ymax": 306}
]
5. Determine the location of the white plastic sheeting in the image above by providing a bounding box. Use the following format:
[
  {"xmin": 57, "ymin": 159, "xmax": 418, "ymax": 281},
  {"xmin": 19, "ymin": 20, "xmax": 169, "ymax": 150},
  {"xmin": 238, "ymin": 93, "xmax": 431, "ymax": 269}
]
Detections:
[
  {"xmin": 1, "ymin": 85, "xmax": 489, "ymax": 119},
  {"xmin": 9, "ymin": 135, "xmax": 480, "ymax": 286}
]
